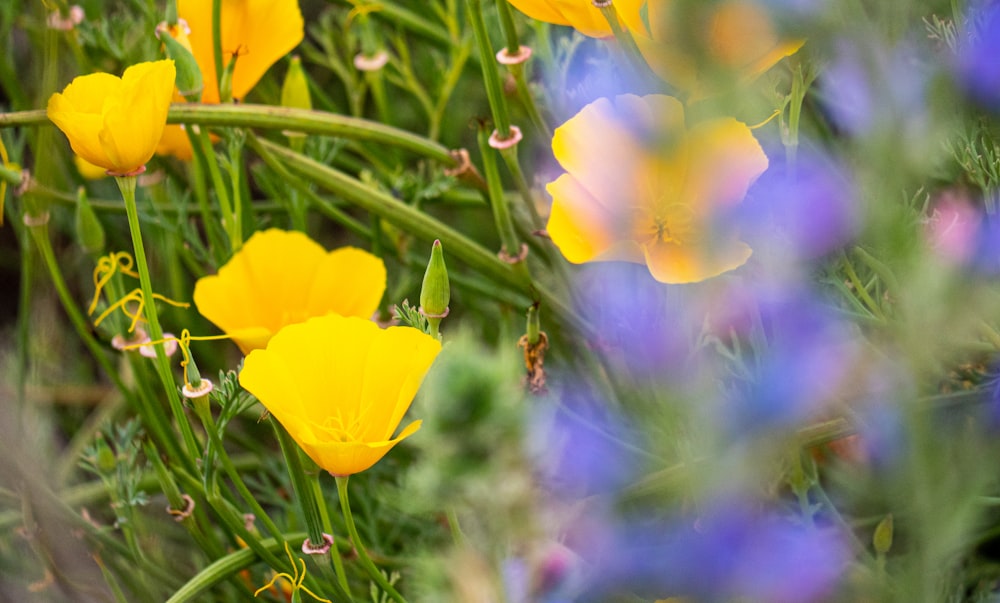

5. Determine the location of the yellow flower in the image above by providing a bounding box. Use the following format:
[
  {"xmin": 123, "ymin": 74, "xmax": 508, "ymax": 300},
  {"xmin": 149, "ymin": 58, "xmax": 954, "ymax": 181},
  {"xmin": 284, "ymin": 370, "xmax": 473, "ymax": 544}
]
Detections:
[
  {"xmin": 618, "ymin": 0, "xmax": 803, "ymax": 95},
  {"xmin": 47, "ymin": 60, "xmax": 176, "ymax": 176},
  {"xmin": 178, "ymin": 0, "xmax": 304, "ymax": 103},
  {"xmin": 545, "ymin": 94, "xmax": 767, "ymax": 284},
  {"xmin": 193, "ymin": 228, "xmax": 387, "ymax": 353},
  {"xmin": 74, "ymin": 154, "xmax": 109, "ymax": 180},
  {"xmin": 239, "ymin": 315, "xmax": 441, "ymax": 476},
  {"xmin": 505, "ymin": 0, "xmax": 619, "ymax": 38}
]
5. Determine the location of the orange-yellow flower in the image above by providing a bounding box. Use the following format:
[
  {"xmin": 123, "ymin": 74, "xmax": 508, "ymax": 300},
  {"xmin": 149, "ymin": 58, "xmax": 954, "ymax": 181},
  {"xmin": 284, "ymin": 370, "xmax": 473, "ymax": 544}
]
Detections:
[
  {"xmin": 505, "ymin": 0, "xmax": 619, "ymax": 38},
  {"xmin": 239, "ymin": 315, "xmax": 441, "ymax": 476},
  {"xmin": 178, "ymin": 0, "xmax": 304, "ymax": 103},
  {"xmin": 47, "ymin": 60, "xmax": 176, "ymax": 175},
  {"xmin": 193, "ymin": 229, "xmax": 387, "ymax": 353},
  {"xmin": 545, "ymin": 94, "xmax": 767, "ymax": 284},
  {"xmin": 618, "ymin": 0, "xmax": 803, "ymax": 95}
]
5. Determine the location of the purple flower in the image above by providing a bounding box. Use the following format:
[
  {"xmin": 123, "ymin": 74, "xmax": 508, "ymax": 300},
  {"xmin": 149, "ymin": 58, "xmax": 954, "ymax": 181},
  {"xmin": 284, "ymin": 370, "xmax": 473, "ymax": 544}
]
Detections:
[
  {"xmin": 819, "ymin": 39, "xmax": 928, "ymax": 136},
  {"xmin": 740, "ymin": 143, "xmax": 859, "ymax": 262},
  {"xmin": 529, "ymin": 387, "xmax": 643, "ymax": 499},
  {"xmin": 721, "ymin": 284, "xmax": 860, "ymax": 435},
  {"xmin": 955, "ymin": 1, "xmax": 1000, "ymax": 110},
  {"xmin": 573, "ymin": 262, "xmax": 696, "ymax": 382},
  {"xmin": 569, "ymin": 498, "xmax": 849, "ymax": 602}
]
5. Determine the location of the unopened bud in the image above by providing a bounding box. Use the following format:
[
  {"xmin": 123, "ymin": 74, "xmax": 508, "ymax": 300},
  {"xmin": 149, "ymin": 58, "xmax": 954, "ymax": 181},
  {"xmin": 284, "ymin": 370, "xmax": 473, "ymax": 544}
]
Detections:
[
  {"xmin": 873, "ymin": 514, "xmax": 893, "ymax": 555},
  {"xmin": 95, "ymin": 436, "xmax": 116, "ymax": 473},
  {"xmin": 74, "ymin": 187, "xmax": 105, "ymax": 255},
  {"xmin": 158, "ymin": 23, "xmax": 202, "ymax": 101},
  {"xmin": 420, "ymin": 239, "xmax": 450, "ymax": 336},
  {"xmin": 281, "ymin": 56, "xmax": 311, "ymax": 111}
]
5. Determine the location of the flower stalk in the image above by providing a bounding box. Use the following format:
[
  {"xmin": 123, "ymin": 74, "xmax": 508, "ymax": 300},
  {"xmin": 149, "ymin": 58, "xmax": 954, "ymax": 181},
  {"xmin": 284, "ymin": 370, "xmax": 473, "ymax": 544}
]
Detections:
[{"xmin": 336, "ymin": 476, "xmax": 407, "ymax": 603}]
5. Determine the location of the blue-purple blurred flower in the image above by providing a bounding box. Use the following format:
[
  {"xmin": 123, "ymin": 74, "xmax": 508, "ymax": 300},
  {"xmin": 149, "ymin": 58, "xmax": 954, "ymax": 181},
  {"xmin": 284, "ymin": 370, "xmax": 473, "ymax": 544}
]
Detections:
[
  {"xmin": 573, "ymin": 262, "xmax": 697, "ymax": 382},
  {"xmin": 722, "ymin": 284, "xmax": 861, "ymax": 435},
  {"xmin": 819, "ymin": 39, "xmax": 928, "ymax": 136},
  {"xmin": 955, "ymin": 1, "xmax": 1000, "ymax": 110},
  {"xmin": 567, "ymin": 498, "xmax": 849, "ymax": 602},
  {"xmin": 529, "ymin": 387, "xmax": 644, "ymax": 499},
  {"xmin": 740, "ymin": 143, "xmax": 859, "ymax": 262}
]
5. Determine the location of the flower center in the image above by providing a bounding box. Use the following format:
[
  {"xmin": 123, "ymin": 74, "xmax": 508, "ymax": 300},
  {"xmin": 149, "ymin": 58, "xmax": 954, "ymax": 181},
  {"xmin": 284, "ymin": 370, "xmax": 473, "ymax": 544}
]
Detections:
[{"xmin": 634, "ymin": 203, "xmax": 701, "ymax": 247}]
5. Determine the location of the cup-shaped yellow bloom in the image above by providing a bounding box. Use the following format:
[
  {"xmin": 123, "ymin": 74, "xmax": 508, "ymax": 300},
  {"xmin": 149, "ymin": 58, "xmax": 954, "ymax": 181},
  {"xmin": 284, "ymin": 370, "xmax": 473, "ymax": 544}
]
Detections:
[
  {"xmin": 239, "ymin": 315, "xmax": 442, "ymax": 476},
  {"xmin": 178, "ymin": 0, "xmax": 304, "ymax": 103},
  {"xmin": 618, "ymin": 0, "xmax": 803, "ymax": 95},
  {"xmin": 545, "ymin": 94, "xmax": 767, "ymax": 284},
  {"xmin": 505, "ymin": 0, "xmax": 618, "ymax": 38},
  {"xmin": 47, "ymin": 60, "xmax": 176, "ymax": 175},
  {"xmin": 193, "ymin": 229, "xmax": 387, "ymax": 353}
]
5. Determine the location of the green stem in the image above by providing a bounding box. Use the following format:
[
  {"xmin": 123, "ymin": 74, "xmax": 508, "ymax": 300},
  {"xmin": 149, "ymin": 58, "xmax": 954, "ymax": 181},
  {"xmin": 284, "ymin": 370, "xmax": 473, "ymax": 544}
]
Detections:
[
  {"xmin": 272, "ymin": 421, "xmax": 326, "ymax": 548},
  {"xmin": 336, "ymin": 476, "xmax": 407, "ymax": 603},
  {"xmin": 211, "ymin": 0, "xmax": 224, "ymax": 93},
  {"xmin": 466, "ymin": 0, "xmax": 511, "ymax": 138},
  {"xmin": 477, "ymin": 126, "xmax": 523, "ymax": 264},
  {"xmin": 494, "ymin": 0, "xmax": 522, "ymax": 54},
  {"xmin": 193, "ymin": 126, "xmax": 237, "ymax": 253},
  {"xmin": 116, "ymin": 175, "xmax": 202, "ymax": 462},
  {"xmin": 309, "ymin": 473, "xmax": 350, "ymax": 594}
]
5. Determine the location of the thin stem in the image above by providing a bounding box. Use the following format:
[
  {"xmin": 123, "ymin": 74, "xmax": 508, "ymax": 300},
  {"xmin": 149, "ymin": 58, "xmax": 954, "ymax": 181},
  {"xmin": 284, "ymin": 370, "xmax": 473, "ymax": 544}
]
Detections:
[
  {"xmin": 335, "ymin": 476, "xmax": 407, "ymax": 603},
  {"xmin": 466, "ymin": 0, "xmax": 511, "ymax": 137},
  {"xmin": 477, "ymin": 126, "xmax": 523, "ymax": 263},
  {"xmin": 116, "ymin": 175, "xmax": 202, "ymax": 462}
]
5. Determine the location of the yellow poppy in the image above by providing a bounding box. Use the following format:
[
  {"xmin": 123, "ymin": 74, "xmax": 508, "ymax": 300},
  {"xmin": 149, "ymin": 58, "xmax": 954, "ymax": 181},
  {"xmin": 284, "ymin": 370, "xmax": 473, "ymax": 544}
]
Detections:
[
  {"xmin": 239, "ymin": 315, "xmax": 441, "ymax": 476},
  {"xmin": 178, "ymin": 0, "xmax": 304, "ymax": 103},
  {"xmin": 545, "ymin": 94, "xmax": 767, "ymax": 283},
  {"xmin": 47, "ymin": 60, "xmax": 176, "ymax": 176},
  {"xmin": 193, "ymin": 228, "xmax": 387, "ymax": 353},
  {"xmin": 505, "ymin": 0, "xmax": 620, "ymax": 38},
  {"xmin": 74, "ymin": 154, "xmax": 109, "ymax": 180},
  {"xmin": 618, "ymin": 0, "xmax": 803, "ymax": 95}
]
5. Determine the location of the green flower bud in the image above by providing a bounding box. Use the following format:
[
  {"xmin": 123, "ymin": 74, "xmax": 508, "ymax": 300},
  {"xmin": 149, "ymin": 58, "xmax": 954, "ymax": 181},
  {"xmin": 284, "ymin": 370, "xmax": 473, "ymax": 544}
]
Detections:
[
  {"xmin": 74, "ymin": 187, "xmax": 105, "ymax": 255},
  {"xmin": 281, "ymin": 56, "xmax": 311, "ymax": 111},
  {"xmin": 160, "ymin": 27, "xmax": 203, "ymax": 101},
  {"xmin": 873, "ymin": 514, "xmax": 893, "ymax": 555},
  {"xmin": 95, "ymin": 436, "xmax": 116, "ymax": 473},
  {"xmin": 420, "ymin": 239, "xmax": 450, "ymax": 337}
]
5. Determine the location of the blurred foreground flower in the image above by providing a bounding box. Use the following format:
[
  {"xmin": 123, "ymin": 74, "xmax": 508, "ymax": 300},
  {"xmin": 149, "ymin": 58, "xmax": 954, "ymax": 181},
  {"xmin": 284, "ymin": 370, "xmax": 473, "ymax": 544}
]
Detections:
[
  {"xmin": 955, "ymin": 1, "xmax": 1000, "ymax": 110},
  {"xmin": 569, "ymin": 499, "xmax": 848, "ymax": 602},
  {"xmin": 619, "ymin": 0, "xmax": 803, "ymax": 95},
  {"xmin": 504, "ymin": 0, "xmax": 619, "ymax": 38},
  {"xmin": 47, "ymin": 60, "xmax": 176, "ymax": 175},
  {"xmin": 739, "ymin": 143, "xmax": 858, "ymax": 263},
  {"xmin": 239, "ymin": 315, "xmax": 441, "ymax": 476},
  {"xmin": 546, "ymin": 93, "xmax": 767, "ymax": 283},
  {"xmin": 193, "ymin": 228, "xmax": 386, "ymax": 352},
  {"xmin": 179, "ymin": 0, "xmax": 304, "ymax": 103}
]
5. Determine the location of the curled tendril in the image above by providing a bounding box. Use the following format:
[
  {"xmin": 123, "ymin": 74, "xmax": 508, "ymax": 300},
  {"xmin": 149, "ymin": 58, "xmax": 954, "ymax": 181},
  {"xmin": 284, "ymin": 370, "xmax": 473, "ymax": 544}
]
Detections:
[
  {"xmin": 254, "ymin": 542, "xmax": 332, "ymax": 602},
  {"xmin": 88, "ymin": 252, "xmax": 141, "ymax": 315},
  {"xmin": 124, "ymin": 328, "xmax": 231, "ymax": 386},
  {"xmin": 92, "ymin": 288, "xmax": 190, "ymax": 333}
]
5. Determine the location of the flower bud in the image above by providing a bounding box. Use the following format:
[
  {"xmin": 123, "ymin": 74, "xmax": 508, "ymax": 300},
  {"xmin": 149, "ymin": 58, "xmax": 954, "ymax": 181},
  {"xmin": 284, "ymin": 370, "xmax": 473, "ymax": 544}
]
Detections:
[
  {"xmin": 159, "ymin": 24, "xmax": 203, "ymax": 101},
  {"xmin": 74, "ymin": 186, "xmax": 105, "ymax": 255},
  {"xmin": 95, "ymin": 436, "xmax": 116, "ymax": 473},
  {"xmin": 420, "ymin": 239, "xmax": 450, "ymax": 335},
  {"xmin": 873, "ymin": 514, "xmax": 893, "ymax": 555},
  {"xmin": 281, "ymin": 55, "xmax": 311, "ymax": 111}
]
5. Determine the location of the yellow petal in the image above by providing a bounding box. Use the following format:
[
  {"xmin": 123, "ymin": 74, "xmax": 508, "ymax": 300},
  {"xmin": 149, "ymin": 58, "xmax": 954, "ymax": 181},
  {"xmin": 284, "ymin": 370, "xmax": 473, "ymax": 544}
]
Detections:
[
  {"xmin": 74, "ymin": 155, "xmax": 108, "ymax": 179},
  {"xmin": 193, "ymin": 229, "xmax": 386, "ymax": 352},
  {"xmin": 643, "ymin": 238, "xmax": 753, "ymax": 284},
  {"xmin": 239, "ymin": 315, "xmax": 440, "ymax": 476},
  {"xmin": 546, "ymin": 174, "xmax": 623, "ymax": 264},
  {"xmin": 304, "ymin": 247, "xmax": 386, "ymax": 321},
  {"xmin": 506, "ymin": 0, "xmax": 614, "ymax": 37},
  {"xmin": 552, "ymin": 95, "xmax": 682, "ymax": 214},
  {"xmin": 684, "ymin": 117, "xmax": 769, "ymax": 211},
  {"xmin": 180, "ymin": 0, "xmax": 304, "ymax": 103}
]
